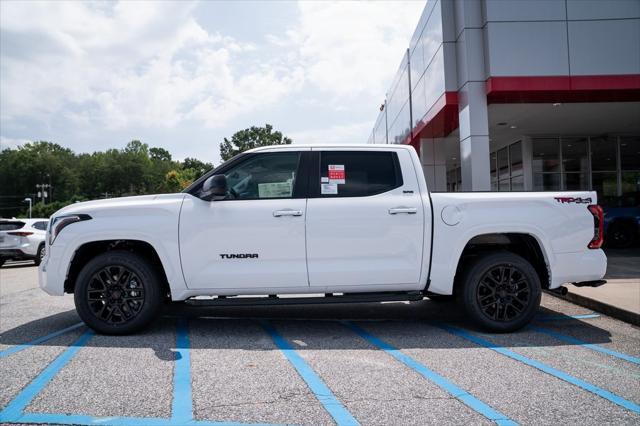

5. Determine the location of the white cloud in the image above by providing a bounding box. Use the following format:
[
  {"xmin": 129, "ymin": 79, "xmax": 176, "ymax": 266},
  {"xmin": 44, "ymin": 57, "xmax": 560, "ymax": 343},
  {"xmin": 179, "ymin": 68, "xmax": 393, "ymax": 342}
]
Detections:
[
  {"xmin": 281, "ymin": 1, "xmax": 423, "ymax": 99},
  {"xmin": 289, "ymin": 121, "xmax": 373, "ymax": 145},
  {"xmin": 0, "ymin": 1, "xmax": 302, "ymax": 131}
]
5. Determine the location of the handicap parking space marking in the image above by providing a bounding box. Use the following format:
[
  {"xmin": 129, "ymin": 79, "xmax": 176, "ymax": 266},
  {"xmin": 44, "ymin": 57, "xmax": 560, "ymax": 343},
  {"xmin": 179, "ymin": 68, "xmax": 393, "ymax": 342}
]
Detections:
[
  {"xmin": 0, "ymin": 322, "xmax": 84, "ymax": 358},
  {"xmin": 529, "ymin": 326, "xmax": 640, "ymax": 365},
  {"xmin": 0, "ymin": 329, "xmax": 95, "ymax": 422},
  {"xmin": 0, "ymin": 318, "xmax": 291, "ymax": 426},
  {"xmin": 434, "ymin": 322, "xmax": 640, "ymax": 414},
  {"xmin": 259, "ymin": 319, "xmax": 360, "ymax": 426},
  {"xmin": 341, "ymin": 320, "xmax": 518, "ymax": 426},
  {"xmin": 172, "ymin": 318, "xmax": 193, "ymax": 423}
]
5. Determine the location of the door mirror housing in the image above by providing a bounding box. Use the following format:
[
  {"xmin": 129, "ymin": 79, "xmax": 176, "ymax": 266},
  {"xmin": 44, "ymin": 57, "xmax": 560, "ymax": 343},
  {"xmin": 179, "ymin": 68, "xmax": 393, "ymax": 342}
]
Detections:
[{"xmin": 201, "ymin": 174, "xmax": 228, "ymax": 201}]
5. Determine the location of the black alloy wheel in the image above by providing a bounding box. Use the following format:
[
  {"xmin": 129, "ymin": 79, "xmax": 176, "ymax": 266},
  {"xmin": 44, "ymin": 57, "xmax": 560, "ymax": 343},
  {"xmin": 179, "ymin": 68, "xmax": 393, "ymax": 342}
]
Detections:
[
  {"xmin": 74, "ymin": 251, "xmax": 163, "ymax": 334},
  {"xmin": 460, "ymin": 251, "xmax": 541, "ymax": 332},
  {"xmin": 476, "ymin": 264, "xmax": 531, "ymax": 322},
  {"xmin": 86, "ymin": 265, "xmax": 145, "ymax": 325}
]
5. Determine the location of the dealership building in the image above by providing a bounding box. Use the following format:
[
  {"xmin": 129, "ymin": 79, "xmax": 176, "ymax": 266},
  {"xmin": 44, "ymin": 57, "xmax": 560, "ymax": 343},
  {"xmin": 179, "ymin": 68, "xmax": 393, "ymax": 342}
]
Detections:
[{"xmin": 368, "ymin": 0, "xmax": 640, "ymax": 201}]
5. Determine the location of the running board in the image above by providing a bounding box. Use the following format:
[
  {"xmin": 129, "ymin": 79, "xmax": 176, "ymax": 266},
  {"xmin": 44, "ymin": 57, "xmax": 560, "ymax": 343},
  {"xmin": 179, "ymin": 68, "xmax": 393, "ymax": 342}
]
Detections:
[{"xmin": 184, "ymin": 292, "xmax": 424, "ymax": 307}]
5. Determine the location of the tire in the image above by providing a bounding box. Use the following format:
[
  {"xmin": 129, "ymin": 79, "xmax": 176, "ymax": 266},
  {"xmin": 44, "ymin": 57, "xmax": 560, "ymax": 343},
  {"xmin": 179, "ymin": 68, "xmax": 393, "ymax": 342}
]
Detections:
[
  {"xmin": 459, "ymin": 251, "xmax": 541, "ymax": 333},
  {"xmin": 74, "ymin": 250, "xmax": 163, "ymax": 335},
  {"xmin": 606, "ymin": 222, "xmax": 636, "ymax": 248},
  {"xmin": 34, "ymin": 244, "xmax": 45, "ymax": 266}
]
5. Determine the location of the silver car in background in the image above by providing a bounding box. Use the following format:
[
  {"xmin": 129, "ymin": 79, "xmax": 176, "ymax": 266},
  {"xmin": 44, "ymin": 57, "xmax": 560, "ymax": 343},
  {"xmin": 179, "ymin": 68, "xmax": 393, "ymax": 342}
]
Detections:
[{"xmin": 0, "ymin": 218, "xmax": 48, "ymax": 267}]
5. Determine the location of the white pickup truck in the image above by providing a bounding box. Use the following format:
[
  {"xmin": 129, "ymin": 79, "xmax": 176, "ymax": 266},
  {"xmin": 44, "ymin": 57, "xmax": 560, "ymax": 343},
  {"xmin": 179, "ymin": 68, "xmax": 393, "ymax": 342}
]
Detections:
[{"xmin": 39, "ymin": 145, "xmax": 607, "ymax": 334}]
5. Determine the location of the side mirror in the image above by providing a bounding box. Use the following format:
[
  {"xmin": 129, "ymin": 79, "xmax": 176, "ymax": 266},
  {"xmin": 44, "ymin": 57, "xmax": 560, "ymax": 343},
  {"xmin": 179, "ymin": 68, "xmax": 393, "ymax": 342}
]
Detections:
[{"xmin": 201, "ymin": 174, "xmax": 228, "ymax": 201}]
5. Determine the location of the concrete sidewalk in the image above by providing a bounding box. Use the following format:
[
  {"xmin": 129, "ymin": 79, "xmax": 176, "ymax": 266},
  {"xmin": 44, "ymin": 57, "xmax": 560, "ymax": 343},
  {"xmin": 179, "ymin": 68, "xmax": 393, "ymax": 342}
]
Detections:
[{"xmin": 553, "ymin": 248, "xmax": 640, "ymax": 325}]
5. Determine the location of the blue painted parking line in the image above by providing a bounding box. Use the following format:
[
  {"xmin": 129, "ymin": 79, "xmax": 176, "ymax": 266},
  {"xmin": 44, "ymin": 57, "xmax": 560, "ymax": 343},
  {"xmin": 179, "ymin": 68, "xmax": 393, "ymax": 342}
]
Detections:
[
  {"xmin": 537, "ymin": 313, "xmax": 600, "ymax": 321},
  {"xmin": 530, "ymin": 325, "xmax": 640, "ymax": 365},
  {"xmin": 434, "ymin": 322, "xmax": 640, "ymax": 414},
  {"xmin": 0, "ymin": 329, "xmax": 95, "ymax": 422},
  {"xmin": 341, "ymin": 321, "xmax": 517, "ymax": 426},
  {"xmin": 259, "ymin": 319, "xmax": 360, "ymax": 426},
  {"xmin": 172, "ymin": 318, "xmax": 194, "ymax": 423},
  {"xmin": 0, "ymin": 322, "xmax": 84, "ymax": 358},
  {"xmin": 14, "ymin": 412, "xmax": 282, "ymax": 426}
]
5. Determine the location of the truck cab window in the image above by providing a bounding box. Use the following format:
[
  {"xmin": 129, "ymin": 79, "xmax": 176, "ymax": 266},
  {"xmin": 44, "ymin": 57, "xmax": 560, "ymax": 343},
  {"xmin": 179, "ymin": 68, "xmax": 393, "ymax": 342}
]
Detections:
[
  {"xmin": 224, "ymin": 152, "xmax": 300, "ymax": 200},
  {"xmin": 318, "ymin": 151, "xmax": 402, "ymax": 197}
]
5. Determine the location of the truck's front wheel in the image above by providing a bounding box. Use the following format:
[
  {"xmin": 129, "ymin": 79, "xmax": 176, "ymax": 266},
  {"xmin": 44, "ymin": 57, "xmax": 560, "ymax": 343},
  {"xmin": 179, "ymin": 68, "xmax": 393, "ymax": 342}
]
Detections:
[
  {"xmin": 460, "ymin": 251, "xmax": 541, "ymax": 332},
  {"xmin": 74, "ymin": 251, "xmax": 163, "ymax": 335}
]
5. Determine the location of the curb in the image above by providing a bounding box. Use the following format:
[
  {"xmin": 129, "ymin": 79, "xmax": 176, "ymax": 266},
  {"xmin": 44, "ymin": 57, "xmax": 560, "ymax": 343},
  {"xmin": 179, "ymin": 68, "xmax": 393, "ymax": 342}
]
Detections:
[{"xmin": 547, "ymin": 290, "xmax": 640, "ymax": 326}]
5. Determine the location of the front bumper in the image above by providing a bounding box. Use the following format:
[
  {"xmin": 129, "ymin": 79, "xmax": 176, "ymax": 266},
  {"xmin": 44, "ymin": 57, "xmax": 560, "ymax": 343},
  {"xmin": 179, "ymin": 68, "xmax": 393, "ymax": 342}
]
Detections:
[{"xmin": 38, "ymin": 245, "xmax": 66, "ymax": 296}]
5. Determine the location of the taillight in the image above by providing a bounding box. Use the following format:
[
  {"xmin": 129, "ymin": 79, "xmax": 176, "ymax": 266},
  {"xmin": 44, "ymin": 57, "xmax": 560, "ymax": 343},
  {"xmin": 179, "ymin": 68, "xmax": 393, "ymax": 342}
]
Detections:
[
  {"xmin": 7, "ymin": 231, "xmax": 33, "ymax": 237},
  {"xmin": 587, "ymin": 205, "xmax": 604, "ymax": 249}
]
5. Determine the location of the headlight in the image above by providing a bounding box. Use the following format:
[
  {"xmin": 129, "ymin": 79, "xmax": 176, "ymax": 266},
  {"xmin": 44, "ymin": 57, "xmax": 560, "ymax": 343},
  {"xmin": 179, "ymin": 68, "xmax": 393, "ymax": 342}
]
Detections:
[{"xmin": 49, "ymin": 214, "xmax": 92, "ymax": 245}]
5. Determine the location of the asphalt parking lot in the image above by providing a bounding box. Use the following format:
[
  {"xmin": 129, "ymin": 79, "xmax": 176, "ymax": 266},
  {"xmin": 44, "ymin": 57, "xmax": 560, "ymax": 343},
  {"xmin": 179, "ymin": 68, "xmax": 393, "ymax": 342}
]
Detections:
[{"xmin": 1, "ymin": 262, "xmax": 639, "ymax": 426}]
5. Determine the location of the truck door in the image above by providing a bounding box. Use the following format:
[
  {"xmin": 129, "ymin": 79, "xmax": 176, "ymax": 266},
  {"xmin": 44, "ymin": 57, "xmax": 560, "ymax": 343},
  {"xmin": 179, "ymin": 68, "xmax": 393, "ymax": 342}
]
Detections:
[
  {"xmin": 305, "ymin": 149, "xmax": 426, "ymax": 290},
  {"xmin": 179, "ymin": 149, "xmax": 310, "ymax": 290}
]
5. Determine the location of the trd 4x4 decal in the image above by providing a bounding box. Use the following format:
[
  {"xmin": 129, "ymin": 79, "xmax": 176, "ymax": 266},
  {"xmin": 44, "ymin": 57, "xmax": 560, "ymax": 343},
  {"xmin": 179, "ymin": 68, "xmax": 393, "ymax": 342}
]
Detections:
[{"xmin": 554, "ymin": 197, "xmax": 592, "ymax": 204}]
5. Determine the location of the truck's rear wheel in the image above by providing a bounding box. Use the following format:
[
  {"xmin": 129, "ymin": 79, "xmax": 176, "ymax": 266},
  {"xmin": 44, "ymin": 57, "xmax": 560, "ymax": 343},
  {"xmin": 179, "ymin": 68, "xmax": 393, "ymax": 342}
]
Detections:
[
  {"xmin": 460, "ymin": 251, "xmax": 541, "ymax": 332},
  {"xmin": 74, "ymin": 250, "xmax": 162, "ymax": 335}
]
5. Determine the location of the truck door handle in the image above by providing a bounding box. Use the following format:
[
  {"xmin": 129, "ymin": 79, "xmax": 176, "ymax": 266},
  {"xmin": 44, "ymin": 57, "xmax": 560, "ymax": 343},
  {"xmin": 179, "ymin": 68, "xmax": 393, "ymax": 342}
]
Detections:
[
  {"xmin": 273, "ymin": 209, "xmax": 303, "ymax": 217},
  {"xmin": 389, "ymin": 207, "xmax": 417, "ymax": 215}
]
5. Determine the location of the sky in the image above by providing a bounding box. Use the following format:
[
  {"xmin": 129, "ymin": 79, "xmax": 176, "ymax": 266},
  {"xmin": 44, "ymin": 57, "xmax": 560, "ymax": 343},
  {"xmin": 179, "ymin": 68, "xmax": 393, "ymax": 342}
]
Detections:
[{"xmin": 0, "ymin": 0, "xmax": 424, "ymax": 165}]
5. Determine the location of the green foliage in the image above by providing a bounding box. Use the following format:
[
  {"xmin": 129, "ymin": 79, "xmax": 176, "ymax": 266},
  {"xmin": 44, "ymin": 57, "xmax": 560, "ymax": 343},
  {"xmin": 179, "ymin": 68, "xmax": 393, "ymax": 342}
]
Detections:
[
  {"xmin": 0, "ymin": 140, "xmax": 216, "ymax": 218},
  {"xmin": 219, "ymin": 124, "xmax": 292, "ymax": 161}
]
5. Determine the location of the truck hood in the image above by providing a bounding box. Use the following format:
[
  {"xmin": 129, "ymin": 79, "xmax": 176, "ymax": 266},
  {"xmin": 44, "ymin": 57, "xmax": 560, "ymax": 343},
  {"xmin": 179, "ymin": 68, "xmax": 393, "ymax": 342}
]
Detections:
[{"xmin": 52, "ymin": 193, "xmax": 187, "ymax": 219}]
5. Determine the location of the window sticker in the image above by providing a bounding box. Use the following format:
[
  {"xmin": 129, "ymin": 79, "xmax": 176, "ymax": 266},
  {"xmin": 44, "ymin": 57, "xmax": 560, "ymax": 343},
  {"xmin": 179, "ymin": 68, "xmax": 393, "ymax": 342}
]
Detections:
[
  {"xmin": 258, "ymin": 182, "xmax": 292, "ymax": 198},
  {"xmin": 328, "ymin": 164, "xmax": 345, "ymax": 184},
  {"xmin": 321, "ymin": 183, "xmax": 338, "ymax": 195},
  {"xmin": 321, "ymin": 177, "xmax": 329, "ymax": 183}
]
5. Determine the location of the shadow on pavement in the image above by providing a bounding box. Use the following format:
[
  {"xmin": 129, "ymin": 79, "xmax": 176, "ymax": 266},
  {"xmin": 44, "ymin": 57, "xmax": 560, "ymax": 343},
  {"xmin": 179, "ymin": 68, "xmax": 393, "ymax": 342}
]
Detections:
[{"xmin": 0, "ymin": 300, "xmax": 615, "ymax": 358}]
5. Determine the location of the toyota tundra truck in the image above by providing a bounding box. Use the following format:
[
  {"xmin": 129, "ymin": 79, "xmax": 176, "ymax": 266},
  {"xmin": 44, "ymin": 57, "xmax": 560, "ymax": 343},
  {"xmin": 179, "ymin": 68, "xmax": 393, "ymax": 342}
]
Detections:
[{"xmin": 39, "ymin": 145, "xmax": 607, "ymax": 334}]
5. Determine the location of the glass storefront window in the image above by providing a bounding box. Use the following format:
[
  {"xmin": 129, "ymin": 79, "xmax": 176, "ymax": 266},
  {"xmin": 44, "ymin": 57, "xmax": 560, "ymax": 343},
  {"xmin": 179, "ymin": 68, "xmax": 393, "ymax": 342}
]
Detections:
[
  {"xmin": 497, "ymin": 148, "xmax": 509, "ymax": 179},
  {"xmin": 490, "ymin": 152, "xmax": 497, "ymax": 182},
  {"xmin": 620, "ymin": 137, "xmax": 640, "ymax": 171},
  {"xmin": 591, "ymin": 137, "xmax": 617, "ymax": 171},
  {"xmin": 532, "ymin": 138, "xmax": 560, "ymax": 173},
  {"xmin": 562, "ymin": 137, "xmax": 588, "ymax": 173},
  {"xmin": 564, "ymin": 173, "xmax": 588, "ymax": 190},
  {"xmin": 592, "ymin": 172, "xmax": 618, "ymax": 197},
  {"xmin": 510, "ymin": 141, "xmax": 523, "ymax": 176},
  {"xmin": 533, "ymin": 173, "xmax": 561, "ymax": 191},
  {"xmin": 510, "ymin": 175, "xmax": 524, "ymax": 191},
  {"xmin": 621, "ymin": 171, "xmax": 640, "ymax": 194}
]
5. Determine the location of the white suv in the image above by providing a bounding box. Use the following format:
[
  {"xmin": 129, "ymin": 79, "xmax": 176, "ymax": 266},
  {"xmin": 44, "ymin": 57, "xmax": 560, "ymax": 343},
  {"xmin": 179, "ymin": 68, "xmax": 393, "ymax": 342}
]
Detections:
[{"xmin": 0, "ymin": 218, "xmax": 48, "ymax": 267}]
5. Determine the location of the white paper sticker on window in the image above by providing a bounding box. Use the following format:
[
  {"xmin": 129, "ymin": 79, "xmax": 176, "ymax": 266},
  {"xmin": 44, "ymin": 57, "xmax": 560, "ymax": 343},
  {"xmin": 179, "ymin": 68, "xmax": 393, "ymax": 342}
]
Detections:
[
  {"xmin": 321, "ymin": 177, "xmax": 329, "ymax": 183},
  {"xmin": 258, "ymin": 182, "xmax": 292, "ymax": 198},
  {"xmin": 328, "ymin": 164, "xmax": 345, "ymax": 184},
  {"xmin": 321, "ymin": 183, "xmax": 338, "ymax": 195}
]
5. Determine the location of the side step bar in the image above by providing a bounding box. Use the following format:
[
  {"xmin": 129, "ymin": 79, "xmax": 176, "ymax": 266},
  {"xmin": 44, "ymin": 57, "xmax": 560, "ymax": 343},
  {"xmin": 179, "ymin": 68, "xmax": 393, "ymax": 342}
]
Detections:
[{"xmin": 184, "ymin": 292, "xmax": 424, "ymax": 307}]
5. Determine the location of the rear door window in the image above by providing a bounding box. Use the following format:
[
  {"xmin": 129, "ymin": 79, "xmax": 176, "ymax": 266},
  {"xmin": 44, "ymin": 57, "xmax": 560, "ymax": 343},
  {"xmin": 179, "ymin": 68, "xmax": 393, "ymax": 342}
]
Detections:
[
  {"xmin": 32, "ymin": 221, "xmax": 48, "ymax": 230},
  {"xmin": 317, "ymin": 151, "xmax": 402, "ymax": 197},
  {"xmin": 0, "ymin": 221, "xmax": 25, "ymax": 231}
]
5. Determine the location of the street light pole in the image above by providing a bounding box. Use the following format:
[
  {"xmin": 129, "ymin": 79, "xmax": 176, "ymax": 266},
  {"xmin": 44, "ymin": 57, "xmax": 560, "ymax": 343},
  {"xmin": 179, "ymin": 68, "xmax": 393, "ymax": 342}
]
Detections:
[{"xmin": 23, "ymin": 198, "xmax": 32, "ymax": 218}]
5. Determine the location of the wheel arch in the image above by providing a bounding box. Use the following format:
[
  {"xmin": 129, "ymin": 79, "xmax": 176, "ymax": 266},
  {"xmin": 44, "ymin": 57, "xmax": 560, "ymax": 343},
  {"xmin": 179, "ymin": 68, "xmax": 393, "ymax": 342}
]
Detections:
[
  {"xmin": 451, "ymin": 232, "xmax": 550, "ymax": 297},
  {"xmin": 64, "ymin": 239, "xmax": 171, "ymax": 299}
]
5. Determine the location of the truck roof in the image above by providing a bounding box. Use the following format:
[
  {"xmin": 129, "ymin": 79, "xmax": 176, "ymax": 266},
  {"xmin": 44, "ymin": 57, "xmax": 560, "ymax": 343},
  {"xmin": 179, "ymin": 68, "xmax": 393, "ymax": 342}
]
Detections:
[{"xmin": 246, "ymin": 144, "xmax": 415, "ymax": 153}]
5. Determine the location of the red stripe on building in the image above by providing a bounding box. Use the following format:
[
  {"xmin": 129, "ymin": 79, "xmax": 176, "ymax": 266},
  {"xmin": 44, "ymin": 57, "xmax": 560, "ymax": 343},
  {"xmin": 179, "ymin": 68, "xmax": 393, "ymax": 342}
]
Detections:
[{"xmin": 486, "ymin": 75, "xmax": 640, "ymax": 103}]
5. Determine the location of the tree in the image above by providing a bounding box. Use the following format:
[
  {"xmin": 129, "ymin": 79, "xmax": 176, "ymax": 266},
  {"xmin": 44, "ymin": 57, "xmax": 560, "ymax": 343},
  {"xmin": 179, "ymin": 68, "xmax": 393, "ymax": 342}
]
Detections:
[
  {"xmin": 182, "ymin": 157, "xmax": 213, "ymax": 178},
  {"xmin": 219, "ymin": 124, "xmax": 292, "ymax": 161}
]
